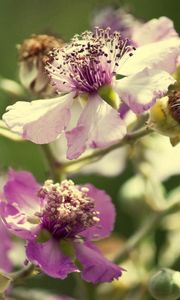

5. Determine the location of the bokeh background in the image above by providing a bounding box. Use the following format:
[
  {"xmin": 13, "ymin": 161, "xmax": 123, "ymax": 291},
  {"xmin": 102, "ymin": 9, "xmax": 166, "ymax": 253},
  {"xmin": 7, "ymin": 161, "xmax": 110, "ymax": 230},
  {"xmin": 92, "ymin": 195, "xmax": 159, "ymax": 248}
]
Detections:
[{"xmin": 0, "ymin": 0, "xmax": 179, "ymax": 299}]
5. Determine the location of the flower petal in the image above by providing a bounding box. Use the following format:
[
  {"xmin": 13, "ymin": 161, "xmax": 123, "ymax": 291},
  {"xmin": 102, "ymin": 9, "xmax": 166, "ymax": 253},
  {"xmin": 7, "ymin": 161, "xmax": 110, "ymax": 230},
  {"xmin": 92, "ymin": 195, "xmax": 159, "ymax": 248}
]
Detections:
[
  {"xmin": 133, "ymin": 17, "xmax": 178, "ymax": 46},
  {"xmin": 81, "ymin": 185, "xmax": 115, "ymax": 241},
  {"xmin": 4, "ymin": 169, "xmax": 40, "ymax": 213},
  {"xmin": 116, "ymin": 68, "xmax": 175, "ymax": 114},
  {"xmin": 1, "ymin": 170, "xmax": 41, "ymax": 240},
  {"xmin": 66, "ymin": 95, "xmax": 126, "ymax": 159},
  {"xmin": 119, "ymin": 38, "xmax": 180, "ymax": 76},
  {"xmin": 26, "ymin": 239, "xmax": 78, "ymax": 279},
  {"xmin": 74, "ymin": 240, "xmax": 123, "ymax": 283},
  {"xmin": 3, "ymin": 93, "xmax": 74, "ymax": 144}
]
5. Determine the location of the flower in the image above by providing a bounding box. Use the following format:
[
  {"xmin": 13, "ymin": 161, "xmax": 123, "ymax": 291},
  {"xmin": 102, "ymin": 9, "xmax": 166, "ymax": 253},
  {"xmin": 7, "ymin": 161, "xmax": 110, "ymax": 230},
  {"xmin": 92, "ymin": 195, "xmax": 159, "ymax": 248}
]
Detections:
[
  {"xmin": 3, "ymin": 28, "xmax": 179, "ymax": 159},
  {"xmin": 92, "ymin": 7, "xmax": 142, "ymax": 39},
  {"xmin": 0, "ymin": 169, "xmax": 123, "ymax": 283},
  {"xmin": 92, "ymin": 8, "xmax": 178, "ymax": 46}
]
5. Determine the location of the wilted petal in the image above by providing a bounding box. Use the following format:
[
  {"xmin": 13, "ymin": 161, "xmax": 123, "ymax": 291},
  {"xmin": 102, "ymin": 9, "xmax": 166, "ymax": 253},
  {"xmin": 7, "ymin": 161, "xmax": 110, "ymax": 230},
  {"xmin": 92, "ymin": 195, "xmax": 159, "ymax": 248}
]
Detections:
[
  {"xmin": 66, "ymin": 95, "xmax": 126, "ymax": 159},
  {"xmin": 133, "ymin": 17, "xmax": 178, "ymax": 46},
  {"xmin": 0, "ymin": 201, "xmax": 41, "ymax": 240},
  {"xmin": 116, "ymin": 68, "xmax": 175, "ymax": 114},
  {"xmin": 81, "ymin": 185, "xmax": 115, "ymax": 240},
  {"xmin": 1, "ymin": 170, "xmax": 41, "ymax": 240},
  {"xmin": 3, "ymin": 93, "xmax": 74, "ymax": 144},
  {"xmin": 119, "ymin": 38, "xmax": 180, "ymax": 76},
  {"xmin": 26, "ymin": 239, "xmax": 78, "ymax": 279},
  {"xmin": 74, "ymin": 240, "xmax": 123, "ymax": 283}
]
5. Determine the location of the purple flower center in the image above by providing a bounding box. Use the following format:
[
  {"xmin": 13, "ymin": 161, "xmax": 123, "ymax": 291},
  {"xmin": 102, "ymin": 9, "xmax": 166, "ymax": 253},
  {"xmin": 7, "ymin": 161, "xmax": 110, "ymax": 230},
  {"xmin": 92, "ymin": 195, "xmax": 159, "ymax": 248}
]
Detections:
[
  {"xmin": 37, "ymin": 180, "xmax": 99, "ymax": 239},
  {"xmin": 46, "ymin": 27, "xmax": 134, "ymax": 95}
]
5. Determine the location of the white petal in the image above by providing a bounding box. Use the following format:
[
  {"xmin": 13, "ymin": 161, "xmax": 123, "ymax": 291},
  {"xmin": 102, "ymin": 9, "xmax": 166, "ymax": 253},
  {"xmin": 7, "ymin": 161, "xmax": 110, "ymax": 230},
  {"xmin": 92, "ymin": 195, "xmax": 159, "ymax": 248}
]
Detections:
[
  {"xmin": 66, "ymin": 95, "xmax": 126, "ymax": 159},
  {"xmin": 3, "ymin": 93, "xmax": 74, "ymax": 144},
  {"xmin": 119, "ymin": 38, "xmax": 180, "ymax": 76},
  {"xmin": 116, "ymin": 68, "xmax": 175, "ymax": 114},
  {"xmin": 132, "ymin": 17, "xmax": 178, "ymax": 46}
]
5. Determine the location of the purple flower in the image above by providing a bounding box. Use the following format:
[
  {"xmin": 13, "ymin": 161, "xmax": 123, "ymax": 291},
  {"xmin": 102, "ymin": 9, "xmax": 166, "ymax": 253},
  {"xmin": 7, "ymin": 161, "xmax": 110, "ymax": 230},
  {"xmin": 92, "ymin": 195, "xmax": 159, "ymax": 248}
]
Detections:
[
  {"xmin": 92, "ymin": 7, "xmax": 142, "ymax": 39},
  {"xmin": 3, "ymin": 28, "xmax": 179, "ymax": 159},
  {"xmin": 92, "ymin": 8, "xmax": 178, "ymax": 46},
  {"xmin": 1, "ymin": 170, "xmax": 123, "ymax": 283}
]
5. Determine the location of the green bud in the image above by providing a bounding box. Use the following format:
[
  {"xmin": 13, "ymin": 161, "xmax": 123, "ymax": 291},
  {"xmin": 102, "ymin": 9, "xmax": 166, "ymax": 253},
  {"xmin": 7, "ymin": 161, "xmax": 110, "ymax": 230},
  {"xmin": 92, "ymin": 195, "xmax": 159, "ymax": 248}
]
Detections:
[
  {"xmin": 149, "ymin": 268, "xmax": 180, "ymax": 300},
  {"xmin": 98, "ymin": 84, "xmax": 119, "ymax": 109}
]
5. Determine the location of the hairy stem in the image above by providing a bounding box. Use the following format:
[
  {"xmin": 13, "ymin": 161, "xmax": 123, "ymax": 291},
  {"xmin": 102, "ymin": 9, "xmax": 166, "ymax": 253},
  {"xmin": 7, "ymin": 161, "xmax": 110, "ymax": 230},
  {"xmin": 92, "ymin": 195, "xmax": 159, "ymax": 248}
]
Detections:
[{"xmin": 114, "ymin": 199, "xmax": 180, "ymax": 264}]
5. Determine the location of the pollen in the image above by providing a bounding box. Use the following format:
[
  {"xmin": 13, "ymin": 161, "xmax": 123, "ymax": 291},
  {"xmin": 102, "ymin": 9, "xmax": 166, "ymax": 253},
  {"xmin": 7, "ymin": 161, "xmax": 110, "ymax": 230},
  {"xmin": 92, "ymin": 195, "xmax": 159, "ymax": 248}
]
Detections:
[{"xmin": 38, "ymin": 180, "xmax": 100, "ymax": 238}]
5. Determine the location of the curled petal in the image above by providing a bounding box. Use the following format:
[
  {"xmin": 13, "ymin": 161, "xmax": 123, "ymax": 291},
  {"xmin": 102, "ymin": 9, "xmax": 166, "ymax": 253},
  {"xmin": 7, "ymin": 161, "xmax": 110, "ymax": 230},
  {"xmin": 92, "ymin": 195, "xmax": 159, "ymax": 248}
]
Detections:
[
  {"xmin": 74, "ymin": 241, "xmax": 123, "ymax": 283},
  {"xmin": 81, "ymin": 185, "xmax": 115, "ymax": 241},
  {"xmin": 26, "ymin": 239, "xmax": 78, "ymax": 279},
  {"xmin": 66, "ymin": 95, "xmax": 126, "ymax": 159},
  {"xmin": 3, "ymin": 93, "xmax": 74, "ymax": 144},
  {"xmin": 119, "ymin": 38, "xmax": 180, "ymax": 76},
  {"xmin": 133, "ymin": 17, "xmax": 178, "ymax": 46},
  {"xmin": 116, "ymin": 68, "xmax": 175, "ymax": 114},
  {"xmin": 1, "ymin": 170, "xmax": 41, "ymax": 240}
]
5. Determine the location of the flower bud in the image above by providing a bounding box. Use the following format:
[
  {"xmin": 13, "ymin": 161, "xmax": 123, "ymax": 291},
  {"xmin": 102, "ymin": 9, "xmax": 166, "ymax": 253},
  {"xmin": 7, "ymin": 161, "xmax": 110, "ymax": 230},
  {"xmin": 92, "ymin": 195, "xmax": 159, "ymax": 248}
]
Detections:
[
  {"xmin": 17, "ymin": 34, "xmax": 64, "ymax": 97},
  {"xmin": 149, "ymin": 92, "xmax": 180, "ymax": 145},
  {"xmin": 149, "ymin": 268, "xmax": 180, "ymax": 300}
]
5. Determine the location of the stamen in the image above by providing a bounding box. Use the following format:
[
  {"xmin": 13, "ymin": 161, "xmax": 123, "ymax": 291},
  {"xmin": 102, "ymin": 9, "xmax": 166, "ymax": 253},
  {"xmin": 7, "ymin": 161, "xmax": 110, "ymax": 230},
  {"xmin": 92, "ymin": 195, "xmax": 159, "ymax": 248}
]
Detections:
[
  {"xmin": 38, "ymin": 180, "xmax": 100, "ymax": 238},
  {"xmin": 45, "ymin": 27, "xmax": 134, "ymax": 95}
]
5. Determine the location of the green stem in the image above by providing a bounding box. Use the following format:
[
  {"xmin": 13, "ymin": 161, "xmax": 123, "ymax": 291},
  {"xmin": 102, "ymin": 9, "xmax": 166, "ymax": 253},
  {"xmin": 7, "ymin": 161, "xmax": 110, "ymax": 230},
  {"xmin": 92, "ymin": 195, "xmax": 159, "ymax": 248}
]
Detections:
[
  {"xmin": 40, "ymin": 144, "xmax": 64, "ymax": 182},
  {"xmin": 10, "ymin": 264, "xmax": 36, "ymax": 283},
  {"xmin": 114, "ymin": 199, "xmax": 180, "ymax": 264},
  {"xmin": 74, "ymin": 274, "xmax": 97, "ymax": 300},
  {"xmin": 62, "ymin": 127, "xmax": 153, "ymax": 173}
]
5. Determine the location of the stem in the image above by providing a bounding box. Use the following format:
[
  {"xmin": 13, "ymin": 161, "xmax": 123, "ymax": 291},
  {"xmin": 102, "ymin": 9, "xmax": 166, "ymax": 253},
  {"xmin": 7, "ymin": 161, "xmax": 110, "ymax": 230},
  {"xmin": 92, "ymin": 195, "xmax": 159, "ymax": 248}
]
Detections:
[
  {"xmin": 62, "ymin": 127, "xmax": 153, "ymax": 173},
  {"xmin": 114, "ymin": 199, "xmax": 180, "ymax": 264},
  {"xmin": 40, "ymin": 144, "xmax": 64, "ymax": 182},
  {"xmin": 74, "ymin": 274, "xmax": 97, "ymax": 300},
  {"xmin": 10, "ymin": 264, "xmax": 36, "ymax": 283}
]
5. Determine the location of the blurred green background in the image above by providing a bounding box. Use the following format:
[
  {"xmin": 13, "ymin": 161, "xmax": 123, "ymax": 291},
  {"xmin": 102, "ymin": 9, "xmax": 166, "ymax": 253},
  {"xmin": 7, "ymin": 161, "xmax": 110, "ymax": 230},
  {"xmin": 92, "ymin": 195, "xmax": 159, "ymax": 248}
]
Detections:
[{"xmin": 0, "ymin": 0, "xmax": 179, "ymax": 298}]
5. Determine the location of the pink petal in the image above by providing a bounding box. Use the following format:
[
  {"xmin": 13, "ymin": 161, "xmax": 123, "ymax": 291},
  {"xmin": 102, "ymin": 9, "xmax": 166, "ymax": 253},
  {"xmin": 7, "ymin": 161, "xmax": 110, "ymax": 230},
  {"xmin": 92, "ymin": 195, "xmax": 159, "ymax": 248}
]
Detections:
[
  {"xmin": 66, "ymin": 95, "xmax": 126, "ymax": 159},
  {"xmin": 4, "ymin": 169, "xmax": 40, "ymax": 213},
  {"xmin": 1, "ymin": 170, "xmax": 41, "ymax": 240},
  {"xmin": 74, "ymin": 240, "xmax": 123, "ymax": 283},
  {"xmin": 26, "ymin": 239, "xmax": 78, "ymax": 279},
  {"xmin": 116, "ymin": 68, "xmax": 175, "ymax": 114},
  {"xmin": 133, "ymin": 17, "xmax": 178, "ymax": 46},
  {"xmin": 119, "ymin": 38, "xmax": 180, "ymax": 76},
  {"xmin": 3, "ymin": 93, "xmax": 74, "ymax": 144},
  {"xmin": 81, "ymin": 185, "xmax": 115, "ymax": 241}
]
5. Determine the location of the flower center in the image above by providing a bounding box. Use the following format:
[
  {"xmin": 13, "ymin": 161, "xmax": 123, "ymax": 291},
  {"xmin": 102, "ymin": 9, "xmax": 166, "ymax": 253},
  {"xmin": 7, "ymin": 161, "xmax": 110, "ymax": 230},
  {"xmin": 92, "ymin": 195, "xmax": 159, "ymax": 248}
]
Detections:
[
  {"xmin": 45, "ymin": 27, "xmax": 134, "ymax": 95},
  {"xmin": 38, "ymin": 180, "xmax": 99, "ymax": 238},
  {"xmin": 168, "ymin": 91, "xmax": 180, "ymax": 123}
]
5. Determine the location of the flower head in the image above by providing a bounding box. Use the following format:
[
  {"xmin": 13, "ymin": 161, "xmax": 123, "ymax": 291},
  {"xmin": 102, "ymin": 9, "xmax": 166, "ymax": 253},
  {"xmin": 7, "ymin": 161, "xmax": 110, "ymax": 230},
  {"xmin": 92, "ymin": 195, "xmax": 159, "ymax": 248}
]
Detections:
[
  {"xmin": 18, "ymin": 34, "xmax": 64, "ymax": 97},
  {"xmin": 46, "ymin": 27, "xmax": 133, "ymax": 95},
  {"xmin": 1, "ymin": 170, "xmax": 123, "ymax": 283},
  {"xmin": 3, "ymin": 28, "xmax": 179, "ymax": 159}
]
